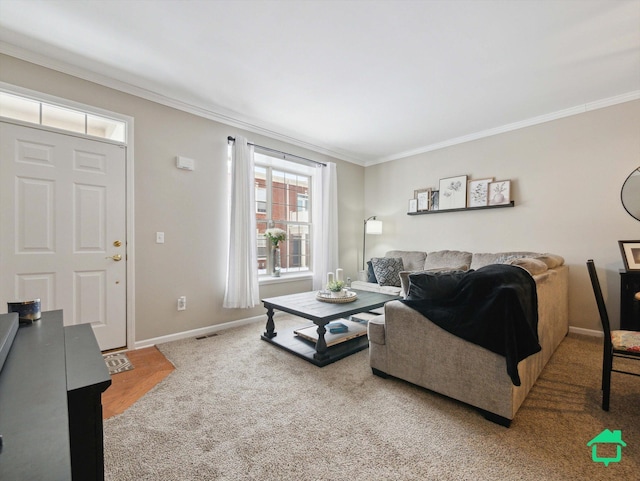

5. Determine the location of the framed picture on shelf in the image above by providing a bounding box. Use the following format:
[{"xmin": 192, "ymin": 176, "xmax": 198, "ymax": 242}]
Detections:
[
  {"xmin": 415, "ymin": 188, "xmax": 431, "ymax": 211},
  {"xmin": 619, "ymin": 240, "xmax": 640, "ymax": 271},
  {"xmin": 438, "ymin": 175, "xmax": 467, "ymax": 210},
  {"xmin": 467, "ymin": 178, "xmax": 493, "ymax": 207},
  {"xmin": 488, "ymin": 180, "xmax": 511, "ymax": 205},
  {"xmin": 430, "ymin": 190, "xmax": 439, "ymax": 211},
  {"xmin": 408, "ymin": 198, "xmax": 418, "ymax": 213}
]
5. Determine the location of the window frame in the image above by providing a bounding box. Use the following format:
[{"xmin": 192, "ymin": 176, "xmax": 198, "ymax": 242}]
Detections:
[
  {"xmin": 0, "ymin": 86, "xmax": 127, "ymax": 144},
  {"xmin": 254, "ymin": 151, "xmax": 314, "ymax": 279}
]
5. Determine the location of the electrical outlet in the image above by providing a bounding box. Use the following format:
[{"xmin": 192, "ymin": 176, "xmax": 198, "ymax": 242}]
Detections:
[{"xmin": 177, "ymin": 296, "xmax": 186, "ymax": 311}]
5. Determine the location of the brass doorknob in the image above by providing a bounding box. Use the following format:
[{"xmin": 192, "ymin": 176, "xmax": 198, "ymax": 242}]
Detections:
[{"xmin": 106, "ymin": 254, "xmax": 123, "ymax": 261}]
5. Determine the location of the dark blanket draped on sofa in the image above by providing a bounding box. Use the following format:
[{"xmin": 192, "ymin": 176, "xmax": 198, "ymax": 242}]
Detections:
[{"xmin": 401, "ymin": 264, "xmax": 540, "ymax": 385}]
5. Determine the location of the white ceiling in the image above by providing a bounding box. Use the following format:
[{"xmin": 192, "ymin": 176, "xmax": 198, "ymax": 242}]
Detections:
[{"xmin": 0, "ymin": 0, "xmax": 638, "ymax": 165}]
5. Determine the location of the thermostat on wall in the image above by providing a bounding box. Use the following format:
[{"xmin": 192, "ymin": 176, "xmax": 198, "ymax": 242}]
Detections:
[{"xmin": 176, "ymin": 156, "xmax": 195, "ymax": 171}]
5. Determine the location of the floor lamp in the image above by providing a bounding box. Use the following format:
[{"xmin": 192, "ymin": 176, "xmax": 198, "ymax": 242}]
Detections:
[{"xmin": 362, "ymin": 216, "xmax": 383, "ymax": 270}]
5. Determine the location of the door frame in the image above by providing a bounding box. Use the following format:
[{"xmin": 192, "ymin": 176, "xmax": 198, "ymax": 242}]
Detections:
[{"xmin": 1, "ymin": 82, "xmax": 136, "ymax": 349}]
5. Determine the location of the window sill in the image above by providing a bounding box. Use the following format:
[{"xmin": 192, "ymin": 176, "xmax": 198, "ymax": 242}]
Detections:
[{"xmin": 259, "ymin": 272, "xmax": 313, "ymax": 285}]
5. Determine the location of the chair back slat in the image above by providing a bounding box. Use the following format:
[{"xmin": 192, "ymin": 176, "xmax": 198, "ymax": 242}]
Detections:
[{"xmin": 586, "ymin": 260, "xmax": 613, "ymax": 344}]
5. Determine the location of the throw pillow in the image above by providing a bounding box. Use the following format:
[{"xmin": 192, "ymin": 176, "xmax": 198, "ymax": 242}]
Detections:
[
  {"xmin": 406, "ymin": 270, "xmax": 467, "ymax": 301},
  {"xmin": 366, "ymin": 261, "xmax": 377, "ymax": 283},
  {"xmin": 399, "ymin": 265, "xmax": 469, "ymax": 298},
  {"xmin": 371, "ymin": 257, "xmax": 404, "ymax": 287}
]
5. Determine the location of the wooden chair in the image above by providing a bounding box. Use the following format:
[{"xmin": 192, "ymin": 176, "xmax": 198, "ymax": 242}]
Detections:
[{"xmin": 586, "ymin": 260, "xmax": 640, "ymax": 410}]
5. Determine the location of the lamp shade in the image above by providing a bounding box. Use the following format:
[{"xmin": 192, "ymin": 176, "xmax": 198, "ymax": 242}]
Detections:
[{"xmin": 366, "ymin": 219, "xmax": 382, "ymax": 235}]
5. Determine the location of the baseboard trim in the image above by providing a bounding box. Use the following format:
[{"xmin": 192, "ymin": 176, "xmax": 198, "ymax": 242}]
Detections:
[
  {"xmin": 134, "ymin": 318, "xmax": 604, "ymax": 349},
  {"xmin": 133, "ymin": 313, "xmax": 278, "ymax": 349},
  {"xmin": 568, "ymin": 326, "xmax": 603, "ymax": 338}
]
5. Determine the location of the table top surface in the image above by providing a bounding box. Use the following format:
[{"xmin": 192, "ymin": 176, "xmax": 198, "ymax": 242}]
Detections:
[
  {"xmin": 262, "ymin": 289, "xmax": 400, "ymax": 323},
  {"xmin": 0, "ymin": 310, "xmax": 72, "ymax": 481}
]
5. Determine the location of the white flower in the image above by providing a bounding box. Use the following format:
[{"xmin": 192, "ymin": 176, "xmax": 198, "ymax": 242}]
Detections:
[{"xmin": 265, "ymin": 228, "xmax": 287, "ymax": 247}]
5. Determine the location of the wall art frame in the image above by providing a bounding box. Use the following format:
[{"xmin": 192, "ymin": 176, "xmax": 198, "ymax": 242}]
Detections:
[
  {"xmin": 619, "ymin": 240, "xmax": 640, "ymax": 271},
  {"xmin": 467, "ymin": 178, "xmax": 494, "ymax": 207},
  {"xmin": 430, "ymin": 190, "xmax": 439, "ymax": 211},
  {"xmin": 488, "ymin": 180, "xmax": 511, "ymax": 206},
  {"xmin": 415, "ymin": 188, "xmax": 431, "ymax": 211},
  {"xmin": 438, "ymin": 175, "xmax": 467, "ymax": 210}
]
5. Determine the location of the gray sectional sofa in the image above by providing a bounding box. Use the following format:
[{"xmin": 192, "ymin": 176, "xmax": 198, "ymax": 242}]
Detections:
[{"xmin": 352, "ymin": 250, "xmax": 569, "ymax": 426}]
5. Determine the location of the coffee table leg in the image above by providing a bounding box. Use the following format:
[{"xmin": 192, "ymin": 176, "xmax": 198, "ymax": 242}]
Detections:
[
  {"xmin": 313, "ymin": 322, "xmax": 329, "ymax": 362},
  {"xmin": 264, "ymin": 306, "xmax": 277, "ymax": 339}
]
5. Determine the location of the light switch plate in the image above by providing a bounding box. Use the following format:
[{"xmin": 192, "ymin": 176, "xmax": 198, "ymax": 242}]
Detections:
[{"xmin": 156, "ymin": 232, "xmax": 165, "ymax": 243}]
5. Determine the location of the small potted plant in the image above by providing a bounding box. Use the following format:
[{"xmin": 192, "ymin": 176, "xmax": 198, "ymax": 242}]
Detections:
[{"xmin": 327, "ymin": 280, "xmax": 346, "ymax": 298}]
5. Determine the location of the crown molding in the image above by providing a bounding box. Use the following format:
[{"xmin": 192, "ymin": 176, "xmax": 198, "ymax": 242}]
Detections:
[
  {"xmin": 2, "ymin": 42, "xmax": 637, "ymax": 169},
  {"xmin": 0, "ymin": 42, "xmax": 367, "ymax": 166},
  {"xmin": 365, "ymin": 90, "xmax": 640, "ymax": 167}
]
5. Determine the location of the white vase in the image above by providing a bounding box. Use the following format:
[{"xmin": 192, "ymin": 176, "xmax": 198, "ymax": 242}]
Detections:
[{"xmin": 330, "ymin": 289, "xmax": 346, "ymax": 298}]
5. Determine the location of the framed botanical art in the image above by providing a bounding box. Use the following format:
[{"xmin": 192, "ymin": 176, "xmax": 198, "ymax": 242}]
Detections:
[
  {"xmin": 415, "ymin": 188, "xmax": 431, "ymax": 211},
  {"xmin": 488, "ymin": 180, "xmax": 511, "ymax": 205},
  {"xmin": 619, "ymin": 240, "xmax": 640, "ymax": 271},
  {"xmin": 467, "ymin": 178, "xmax": 493, "ymax": 207},
  {"xmin": 438, "ymin": 175, "xmax": 467, "ymax": 210},
  {"xmin": 408, "ymin": 198, "xmax": 418, "ymax": 213}
]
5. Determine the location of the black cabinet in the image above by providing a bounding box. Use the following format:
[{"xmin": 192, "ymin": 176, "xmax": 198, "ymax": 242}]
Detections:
[
  {"xmin": 0, "ymin": 310, "xmax": 111, "ymax": 480},
  {"xmin": 65, "ymin": 323, "xmax": 112, "ymax": 480},
  {"xmin": 620, "ymin": 270, "xmax": 640, "ymax": 331}
]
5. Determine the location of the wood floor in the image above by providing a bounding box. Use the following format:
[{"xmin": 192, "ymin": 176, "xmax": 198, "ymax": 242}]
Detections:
[{"xmin": 102, "ymin": 346, "xmax": 175, "ymax": 419}]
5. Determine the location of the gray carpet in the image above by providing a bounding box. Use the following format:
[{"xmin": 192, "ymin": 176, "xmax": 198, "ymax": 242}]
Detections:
[{"xmin": 104, "ymin": 316, "xmax": 640, "ymax": 480}]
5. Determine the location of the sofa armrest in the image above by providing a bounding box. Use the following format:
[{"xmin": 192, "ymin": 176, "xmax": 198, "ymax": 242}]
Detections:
[{"xmin": 367, "ymin": 314, "xmax": 386, "ymax": 345}]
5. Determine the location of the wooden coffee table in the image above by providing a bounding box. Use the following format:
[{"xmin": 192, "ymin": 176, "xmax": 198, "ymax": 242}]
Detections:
[{"xmin": 261, "ymin": 289, "xmax": 400, "ymax": 366}]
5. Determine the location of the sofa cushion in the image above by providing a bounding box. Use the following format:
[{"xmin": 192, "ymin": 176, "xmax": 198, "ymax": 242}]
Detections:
[
  {"xmin": 470, "ymin": 251, "xmax": 538, "ymax": 270},
  {"xmin": 424, "ymin": 250, "xmax": 472, "ymax": 270},
  {"xmin": 350, "ymin": 280, "xmax": 402, "ymax": 296},
  {"xmin": 534, "ymin": 253, "xmax": 564, "ymax": 269},
  {"xmin": 385, "ymin": 250, "xmax": 427, "ymax": 272},
  {"xmin": 503, "ymin": 257, "xmax": 548, "ymax": 275},
  {"xmin": 371, "ymin": 257, "xmax": 404, "ymax": 287},
  {"xmin": 399, "ymin": 265, "xmax": 469, "ymax": 297},
  {"xmin": 406, "ymin": 270, "xmax": 467, "ymax": 300}
]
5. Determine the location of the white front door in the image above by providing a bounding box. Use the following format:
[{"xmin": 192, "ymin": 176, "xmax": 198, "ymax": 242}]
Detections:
[{"xmin": 0, "ymin": 121, "xmax": 127, "ymax": 350}]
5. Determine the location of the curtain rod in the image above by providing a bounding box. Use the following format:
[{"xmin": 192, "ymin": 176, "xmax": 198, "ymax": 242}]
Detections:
[{"xmin": 227, "ymin": 136, "xmax": 326, "ymax": 167}]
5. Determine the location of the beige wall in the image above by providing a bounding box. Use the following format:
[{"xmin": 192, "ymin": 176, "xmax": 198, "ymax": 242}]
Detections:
[
  {"xmin": 0, "ymin": 54, "xmax": 364, "ymax": 343},
  {"xmin": 2, "ymin": 53, "xmax": 637, "ymax": 341},
  {"xmin": 364, "ymin": 100, "xmax": 640, "ymax": 331}
]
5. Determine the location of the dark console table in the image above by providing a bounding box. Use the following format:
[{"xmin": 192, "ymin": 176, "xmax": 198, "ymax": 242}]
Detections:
[
  {"xmin": 0, "ymin": 310, "xmax": 111, "ymax": 481},
  {"xmin": 620, "ymin": 270, "xmax": 640, "ymax": 331}
]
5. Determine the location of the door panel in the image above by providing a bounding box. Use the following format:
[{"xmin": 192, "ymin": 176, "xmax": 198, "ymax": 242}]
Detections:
[
  {"xmin": 16, "ymin": 273, "xmax": 56, "ymax": 309},
  {"xmin": 1, "ymin": 121, "xmax": 127, "ymax": 350},
  {"xmin": 16, "ymin": 177, "xmax": 55, "ymax": 252}
]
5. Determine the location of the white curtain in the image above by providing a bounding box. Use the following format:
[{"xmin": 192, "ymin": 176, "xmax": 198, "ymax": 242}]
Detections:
[
  {"xmin": 223, "ymin": 136, "xmax": 260, "ymax": 308},
  {"xmin": 312, "ymin": 162, "xmax": 339, "ymax": 290}
]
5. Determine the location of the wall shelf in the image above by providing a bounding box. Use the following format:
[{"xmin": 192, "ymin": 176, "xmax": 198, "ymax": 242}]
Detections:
[{"xmin": 407, "ymin": 201, "xmax": 514, "ymax": 215}]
